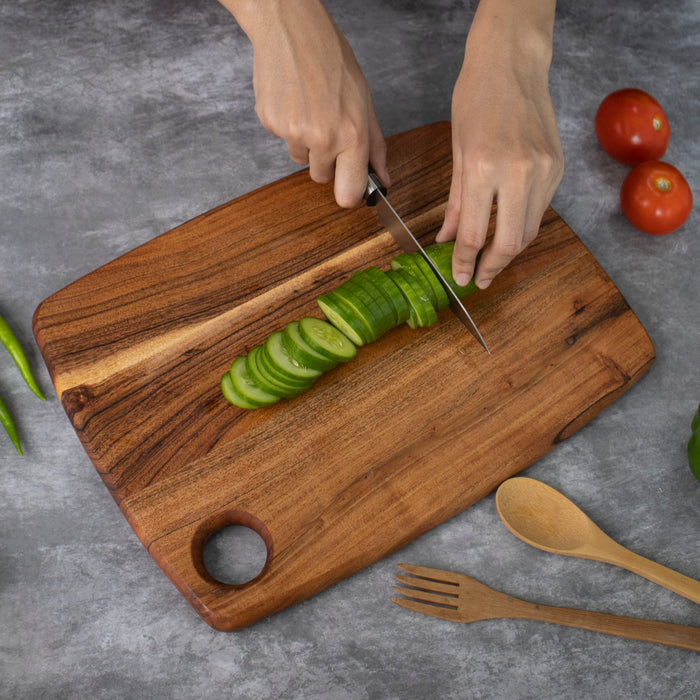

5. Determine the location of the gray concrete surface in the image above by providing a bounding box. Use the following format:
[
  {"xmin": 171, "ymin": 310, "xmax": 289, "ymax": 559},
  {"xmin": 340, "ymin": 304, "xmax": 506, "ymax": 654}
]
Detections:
[{"xmin": 2, "ymin": 1, "xmax": 699, "ymax": 698}]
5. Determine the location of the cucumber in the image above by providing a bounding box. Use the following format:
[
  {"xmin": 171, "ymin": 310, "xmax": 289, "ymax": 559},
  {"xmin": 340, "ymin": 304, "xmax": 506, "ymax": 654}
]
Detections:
[
  {"xmin": 317, "ymin": 291, "xmax": 373, "ymax": 346},
  {"xmin": 424, "ymin": 241, "xmax": 479, "ymax": 299},
  {"xmin": 337, "ymin": 279, "xmax": 395, "ymax": 339},
  {"xmin": 221, "ymin": 371, "xmax": 259, "ymax": 409},
  {"xmin": 386, "ymin": 268, "xmax": 438, "ymax": 329},
  {"xmin": 390, "ymin": 253, "xmax": 438, "ymax": 309},
  {"xmin": 247, "ymin": 346, "xmax": 309, "ymax": 398},
  {"xmin": 351, "ymin": 267, "xmax": 410, "ymax": 325},
  {"xmin": 282, "ymin": 321, "xmax": 338, "ymax": 372},
  {"xmin": 298, "ymin": 317, "xmax": 357, "ymax": 363},
  {"xmin": 410, "ymin": 253, "xmax": 450, "ymax": 311},
  {"xmin": 263, "ymin": 331, "xmax": 323, "ymax": 383},
  {"xmin": 228, "ymin": 356, "xmax": 281, "ymax": 407},
  {"xmin": 330, "ymin": 284, "xmax": 389, "ymax": 342},
  {"xmin": 222, "ymin": 240, "xmax": 483, "ymax": 410}
]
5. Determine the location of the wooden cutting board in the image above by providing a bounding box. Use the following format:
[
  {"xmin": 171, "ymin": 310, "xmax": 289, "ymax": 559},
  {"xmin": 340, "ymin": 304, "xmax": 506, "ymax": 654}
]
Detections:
[{"xmin": 33, "ymin": 122, "xmax": 655, "ymax": 631}]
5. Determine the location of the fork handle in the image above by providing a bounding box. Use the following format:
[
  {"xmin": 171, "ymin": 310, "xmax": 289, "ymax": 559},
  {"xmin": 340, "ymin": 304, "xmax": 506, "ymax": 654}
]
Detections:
[{"xmin": 506, "ymin": 599, "xmax": 700, "ymax": 652}]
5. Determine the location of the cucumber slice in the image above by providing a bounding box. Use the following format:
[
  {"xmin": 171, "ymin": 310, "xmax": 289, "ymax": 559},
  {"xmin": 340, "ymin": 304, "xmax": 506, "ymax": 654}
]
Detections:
[
  {"xmin": 317, "ymin": 291, "xmax": 373, "ymax": 346},
  {"xmin": 424, "ymin": 241, "xmax": 479, "ymax": 299},
  {"xmin": 263, "ymin": 331, "xmax": 323, "ymax": 383},
  {"xmin": 387, "ymin": 268, "xmax": 438, "ymax": 329},
  {"xmin": 390, "ymin": 253, "xmax": 438, "ymax": 309},
  {"xmin": 351, "ymin": 267, "xmax": 410, "ymax": 325},
  {"xmin": 221, "ymin": 371, "xmax": 259, "ymax": 409},
  {"xmin": 228, "ymin": 356, "xmax": 281, "ymax": 407},
  {"xmin": 282, "ymin": 321, "xmax": 338, "ymax": 372},
  {"xmin": 410, "ymin": 253, "xmax": 450, "ymax": 311},
  {"xmin": 336, "ymin": 279, "xmax": 395, "ymax": 339},
  {"xmin": 247, "ymin": 346, "xmax": 309, "ymax": 398},
  {"xmin": 298, "ymin": 317, "xmax": 357, "ymax": 363},
  {"xmin": 329, "ymin": 285, "xmax": 385, "ymax": 342}
]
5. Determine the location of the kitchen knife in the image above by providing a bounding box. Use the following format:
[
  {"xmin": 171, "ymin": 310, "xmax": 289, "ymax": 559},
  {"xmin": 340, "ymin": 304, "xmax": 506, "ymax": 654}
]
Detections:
[{"xmin": 365, "ymin": 172, "xmax": 490, "ymax": 354}]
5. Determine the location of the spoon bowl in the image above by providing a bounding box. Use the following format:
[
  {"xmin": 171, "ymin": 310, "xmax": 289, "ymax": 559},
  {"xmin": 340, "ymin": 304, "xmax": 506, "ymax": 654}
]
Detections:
[
  {"xmin": 495, "ymin": 477, "xmax": 593, "ymax": 552},
  {"xmin": 495, "ymin": 477, "xmax": 700, "ymax": 605}
]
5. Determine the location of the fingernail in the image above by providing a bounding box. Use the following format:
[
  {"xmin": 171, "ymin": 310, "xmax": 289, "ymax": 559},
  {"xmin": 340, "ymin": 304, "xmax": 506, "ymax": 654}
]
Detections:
[
  {"xmin": 476, "ymin": 278, "xmax": 492, "ymax": 290},
  {"xmin": 456, "ymin": 273, "xmax": 470, "ymax": 287}
]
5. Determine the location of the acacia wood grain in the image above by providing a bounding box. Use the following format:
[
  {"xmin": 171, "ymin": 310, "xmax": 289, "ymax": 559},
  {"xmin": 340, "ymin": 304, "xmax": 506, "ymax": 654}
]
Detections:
[{"xmin": 33, "ymin": 122, "xmax": 655, "ymax": 631}]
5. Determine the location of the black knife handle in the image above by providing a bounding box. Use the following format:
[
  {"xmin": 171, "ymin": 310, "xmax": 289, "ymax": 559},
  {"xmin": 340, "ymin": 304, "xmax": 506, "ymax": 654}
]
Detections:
[{"xmin": 365, "ymin": 168, "xmax": 387, "ymax": 207}]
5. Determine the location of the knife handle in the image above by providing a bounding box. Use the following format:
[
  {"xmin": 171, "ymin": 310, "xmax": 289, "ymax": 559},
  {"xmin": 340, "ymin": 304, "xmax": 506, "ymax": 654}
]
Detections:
[{"xmin": 365, "ymin": 170, "xmax": 387, "ymax": 206}]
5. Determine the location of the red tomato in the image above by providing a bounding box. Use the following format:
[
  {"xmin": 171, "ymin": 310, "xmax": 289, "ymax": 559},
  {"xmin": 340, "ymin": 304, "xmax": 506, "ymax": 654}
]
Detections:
[
  {"xmin": 620, "ymin": 161, "xmax": 693, "ymax": 235},
  {"xmin": 595, "ymin": 89, "xmax": 670, "ymax": 165}
]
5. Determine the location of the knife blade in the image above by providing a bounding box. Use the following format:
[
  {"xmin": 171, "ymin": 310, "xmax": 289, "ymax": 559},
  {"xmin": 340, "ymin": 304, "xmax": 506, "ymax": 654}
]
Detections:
[{"xmin": 365, "ymin": 172, "xmax": 490, "ymax": 354}]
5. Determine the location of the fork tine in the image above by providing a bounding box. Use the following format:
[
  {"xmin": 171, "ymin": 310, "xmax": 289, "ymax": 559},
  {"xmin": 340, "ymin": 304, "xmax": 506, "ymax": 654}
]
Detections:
[
  {"xmin": 398, "ymin": 563, "xmax": 464, "ymax": 586},
  {"xmin": 391, "ymin": 596, "xmax": 462, "ymax": 623},
  {"xmin": 393, "ymin": 585, "xmax": 459, "ymax": 609},
  {"xmin": 395, "ymin": 573, "xmax": 459, "ymax": 597}
]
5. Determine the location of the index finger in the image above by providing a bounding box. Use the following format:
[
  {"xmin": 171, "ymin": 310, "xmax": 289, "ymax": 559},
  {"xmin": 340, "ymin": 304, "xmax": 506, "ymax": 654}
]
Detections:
[
  {"xmin": 333, "ymin": 139, "xmax": 370, "ymax": 209},
  {"xmin": 452, "ymin": 182, "xmax": 495, "ymax": 287}
]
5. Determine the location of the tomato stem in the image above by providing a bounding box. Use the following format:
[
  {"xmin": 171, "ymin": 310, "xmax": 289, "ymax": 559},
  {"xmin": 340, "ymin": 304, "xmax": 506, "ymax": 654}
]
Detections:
[{"xmin": 655, "ymin": 177, "xmax": 672, "ymax": 192}]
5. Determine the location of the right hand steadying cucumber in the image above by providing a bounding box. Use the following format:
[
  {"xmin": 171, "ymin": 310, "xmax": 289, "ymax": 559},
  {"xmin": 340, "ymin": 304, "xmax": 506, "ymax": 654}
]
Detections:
[{"xmin": 221, "ymin": 241, "xmax": 478, "ymax": 410}]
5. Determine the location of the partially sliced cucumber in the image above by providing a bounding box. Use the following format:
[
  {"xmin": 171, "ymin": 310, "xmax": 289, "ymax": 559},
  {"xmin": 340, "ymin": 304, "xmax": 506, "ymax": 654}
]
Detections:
[
  {"xmin": 351, "ymin": 267, "xmax": 410, "ymax": 325},
  {"xmin": 228, "ymin": 356, "xmax": 281, "ymax": 407},
  {"xmin": 298, "ymin": 317, "xmax": 357, "ymax": 363},
  {"xmin": 410, "ymin": 253, "xmax": 450, "ymax": 311},
  {"xmin": 329, "ymin": 286, "xmax": 387, "ymax": 342},
  {"xmin": 222, "ymin": 240, "xmax": 482, "ymax": 410},
  {"xmin": 282, "ymin": 321, "xmax": 338, "ymax": 372},
  {"xmin": 317, "ymin": 291, "xmax": 372, "ymax": 346},
  {"xmin": 387, "ymin": 268, "xmax": 438, "ymax": 329},
  {"xmin": 390, "ymin": 253, "xmax": 438, "ymax": 309},
  {"xmin": 337, "ymin": 279, "xmax": 395, "ymax": 339},
  {"xmin": 424, "ymin": 241, "xmax": 479, "ymax": 299}
]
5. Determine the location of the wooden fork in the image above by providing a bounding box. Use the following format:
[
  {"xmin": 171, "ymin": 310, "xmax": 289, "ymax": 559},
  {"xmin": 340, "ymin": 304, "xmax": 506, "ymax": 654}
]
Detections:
[{"xmin": 392, "ymin": 564, "xmax": 700, "ymax": 653}]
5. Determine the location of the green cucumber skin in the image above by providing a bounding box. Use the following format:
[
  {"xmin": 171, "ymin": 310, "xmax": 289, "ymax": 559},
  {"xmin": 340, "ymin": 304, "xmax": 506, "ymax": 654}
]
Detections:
[
  {"xmin": 390, "ymin": 253, "xmax": 438, "ymax": 309},
  {"xmin": 318, "ymin": 291, "xmax": 376, "ymax": 345},
  {"xmin": 316, "ymin": 295, "xmax": 367, "ymax": 346},
  {"xmin": 221, "ymin": 372, "xmax": 259, "ymax": 409},
  {"xmin": 298, "ymin": 317, "xmax": 357, "ymax": 362},
  {"xmin": 282, "ymin": 321, "xmax": 338, "ymax": 372},
  {"xmin": 386, "ymin": 268, "xmax": 438, "ymax": 328},
  {"xmin": 264, "ymin": 331, "xmax": 323, "ymax": 382},
  {"xmin": 329, "ymin": 284, "xmax": 384, "ymax": 337},
  {"xmin": 351, "ymin": 267, "xmax": 410, "ymax": 325},
  {"xmin": 424, "ymin": 241, "xmax": 479, "ymax": 299},
  {"xmin": 337, "ymin": 279, "xmax": 395, "ymax": 339},
  {"xmin": 409, "ymin": 253, "xmax": 450, "ymax": 311},
  {"xmin": 228, "ymin": 357, "xmax": 281, "ymax": 407},
  {"xmin": 246, "ymin": 346, "xmax": 303, "ymax": 398}
]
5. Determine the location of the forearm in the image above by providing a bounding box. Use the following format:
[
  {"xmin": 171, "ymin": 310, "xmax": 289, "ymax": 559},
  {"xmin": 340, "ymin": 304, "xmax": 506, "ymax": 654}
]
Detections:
[
  {"xmin": 217, "ymin": 0, "xmax": 333, "ymax": 46},
  {"xmin": 467, "ymin": 0, "xmax": 556, "ymax": 74}
]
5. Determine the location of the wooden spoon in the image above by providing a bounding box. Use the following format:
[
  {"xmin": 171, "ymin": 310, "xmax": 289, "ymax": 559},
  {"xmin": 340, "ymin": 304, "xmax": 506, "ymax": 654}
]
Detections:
[{"xmin": 495, "ymin": 477, "xmax": 700, "ymax": 605}]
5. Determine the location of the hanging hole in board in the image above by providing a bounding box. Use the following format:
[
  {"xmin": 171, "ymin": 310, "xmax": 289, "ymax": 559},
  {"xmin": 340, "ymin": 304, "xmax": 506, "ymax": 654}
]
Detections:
[{"xmin": 200, "ymin": 512, "xmax": 271, "ymax": 586}]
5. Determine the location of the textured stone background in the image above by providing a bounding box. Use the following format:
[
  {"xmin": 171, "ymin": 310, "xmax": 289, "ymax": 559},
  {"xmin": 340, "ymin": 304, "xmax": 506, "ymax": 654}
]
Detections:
[{"xmin": 1, "ymin": 1, "xmax": 699, "ymax": 697}]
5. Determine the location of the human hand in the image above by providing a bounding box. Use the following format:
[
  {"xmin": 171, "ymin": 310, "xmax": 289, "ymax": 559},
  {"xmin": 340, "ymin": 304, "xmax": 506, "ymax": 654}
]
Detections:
[
  {"xmin": 436, "ymin": 0, "xmax": 564, "ymax": 289},
  {"xmin": 221, "ymin": 0, "xmax": 389, "ymax": 208}
]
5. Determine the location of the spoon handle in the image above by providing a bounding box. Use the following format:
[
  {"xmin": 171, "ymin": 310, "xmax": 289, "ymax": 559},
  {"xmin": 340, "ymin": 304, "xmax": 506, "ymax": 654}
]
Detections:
[
  {"xmin": 604, "ymin": 540, "xmax": 700, "ymax": 605},
  {"xmin": 509, "ymin": 599, "xmax": 700, "ymax": 652}
]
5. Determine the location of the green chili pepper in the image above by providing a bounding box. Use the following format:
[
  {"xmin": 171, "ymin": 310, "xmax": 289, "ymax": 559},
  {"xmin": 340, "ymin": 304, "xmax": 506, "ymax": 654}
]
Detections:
[
  {"xmin": 0, "ymin": 393, "xmax": 22, "ymax": 455},
  {"xmin": 0, "ymin": 313, "xmax": 45, "ymax": 400},
  {"xmin": 689, "ymin": 403, "xmax": 700, "ymax": 483}
]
